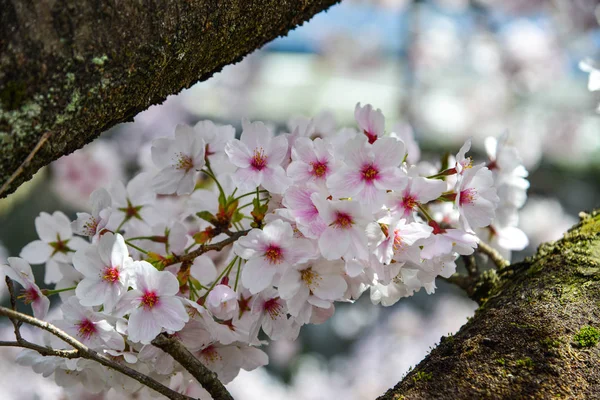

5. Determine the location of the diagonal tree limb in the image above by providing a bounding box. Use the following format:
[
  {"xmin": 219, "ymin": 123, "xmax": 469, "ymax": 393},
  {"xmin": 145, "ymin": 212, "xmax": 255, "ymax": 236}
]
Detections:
[{"xmin": 0, "ymin": 0, "xmax": 341, "ymax": 198}]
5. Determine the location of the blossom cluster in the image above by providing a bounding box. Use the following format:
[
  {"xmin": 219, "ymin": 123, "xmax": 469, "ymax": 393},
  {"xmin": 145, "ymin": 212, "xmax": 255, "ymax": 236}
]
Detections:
[{"xmin": 1, "ymin": 103, "xmax": 529, "ymax": 397}]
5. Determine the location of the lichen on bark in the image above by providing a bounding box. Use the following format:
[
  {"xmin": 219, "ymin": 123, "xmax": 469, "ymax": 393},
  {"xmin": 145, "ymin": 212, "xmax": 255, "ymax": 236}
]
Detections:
[{"xmin": 378, "ymin": 210, "xmax": 600, "ymax": 400}]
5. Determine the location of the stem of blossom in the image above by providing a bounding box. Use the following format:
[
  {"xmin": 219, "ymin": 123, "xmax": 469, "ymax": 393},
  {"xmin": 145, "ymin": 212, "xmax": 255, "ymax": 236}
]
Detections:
[
  {"xmin": 125, "ymin": 240, "xmax": 149, "ymax": 255},
  {"xmin": 204, "ymin": 256, "xmax": 238, "ymax": 296},
  {"xmin": 43, "ymin": 286, "xmax": 77, "ymax": 296},
  {"xmin": 202, "ymin": 166, "xmax": 226, "ymax": 202},
  {"xmin": 476, "ymin": 241, "xmax": 510, "ymax": 269},
  {"xmin": 114, "ymin": 217, "xmax": 128, "ymax": 234},
  {"xmin": 234, "ymin": 258, "xmax": 242, "ymax": 292},
  {"xmin": 0, "ymin": 306, "xmax": 194, "ymax": 400},
  {"xmin": 152, "ymin": 334, "xmax": 234, "ymax": 400},
  {"xmin": 232, "ymin": 189, "xmax": 268, "ymax": 203},
  {"xmin": 417, "ymin": 204, "xmax": 434, "ymax": 222},
  {"xmin": 427, "ymin": 167, "xmax": 457, "ymax": 179}
]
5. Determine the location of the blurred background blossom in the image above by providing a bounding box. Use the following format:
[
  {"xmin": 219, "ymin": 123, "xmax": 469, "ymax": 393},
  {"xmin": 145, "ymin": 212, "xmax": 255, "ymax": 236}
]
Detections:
[{"xmin": 1, "ymin": 0, "xmax": 599, "ymax": 398}]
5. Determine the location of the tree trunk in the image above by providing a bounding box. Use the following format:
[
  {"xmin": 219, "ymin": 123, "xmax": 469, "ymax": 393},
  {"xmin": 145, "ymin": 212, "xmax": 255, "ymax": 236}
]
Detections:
[
  {"xmin": 378, "ymin": 211, "xmax": 600, "ymax": 400},
  {"xmin": 0, "ymin": 0, "xmax": 339, "ymax": 197}
]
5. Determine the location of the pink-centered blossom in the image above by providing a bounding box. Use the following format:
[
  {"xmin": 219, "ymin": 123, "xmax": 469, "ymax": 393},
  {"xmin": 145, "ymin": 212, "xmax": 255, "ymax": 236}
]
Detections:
[
  {"xmin": 386, "ymin": 172, "xmax": 446, "ymax": 221},
  {"xmin": 116, "ymin": 261, "xmax": 189, "ymax": 344},
  {"xmin": 73, "ymin": 232, "xmax": 132, "ymax": 313},
  {"xmin": 225, "ymin": 119, "xmax": 291, "ymax": 194},
  {"xmin": 287, "ymin": 137, "xmax": 336, "ymax": 185},
  {"xmin": 250, "ymin": 288, "xmax": 292, "ymax": 341},
  {"xmin": 354, "ymin": 103, "xmax": 385, "ymax": 144},
  {"xmin": 1, "ymin": 257, "xmax": 50, "ymax": 320},
  {"xmin": 282, "ymin": 185, "xmax": 327, "ymax": 239},
  {"xmin": 235, "ymin": 219, "xmax": 315, "ymax": 294},
  {"xmin": 71, "ymin": 188, "xmax": 112, "ymax": 237},
  {"xmin": 455, "ymin": 164, "xmax": 499, "ymax": 232},
  {"xmin": 55, "ymin": 297, "xmax": 124, "ymax": 351},
  {"xmin": 328, "ymin": 137, "xmax": 406, "ymax": 209},
  {"xmin": 313, "ymin": 197, "xmax": 371, "ymax": 261}
]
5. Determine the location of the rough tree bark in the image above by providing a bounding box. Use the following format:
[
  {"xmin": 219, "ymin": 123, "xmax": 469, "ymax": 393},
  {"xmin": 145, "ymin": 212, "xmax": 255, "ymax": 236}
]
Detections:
[
  {"xmin": 379, "ymin": 210, "xmax": 600, "ymax": 400},
  {"xmin": 0, "ymin": 0, "xmax": 340, "ymax": 198}
]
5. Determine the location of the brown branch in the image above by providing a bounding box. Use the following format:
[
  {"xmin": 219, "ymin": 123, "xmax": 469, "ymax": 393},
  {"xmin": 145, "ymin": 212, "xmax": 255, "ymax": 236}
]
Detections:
[
  {"xmin": 0, "ymin": 0, "xmax": 341, "ymax": 198},
  {"xmin": 0, "ymin": 306, "xmax": 193, "ymax": 400},
  {"xmin": 5, "ymin": 277, "xmax": 24, "ymax": 342},
  {"xmin": 152, "ymin": 333, "xmax": 234, "ymax": 400},
  {"xmin": 0, "ymin": 340, "xmax": 79, "ymax": 358},
  {"xmin": 166, "ymin": 229, "xmax": 250, "ymax": 267}
]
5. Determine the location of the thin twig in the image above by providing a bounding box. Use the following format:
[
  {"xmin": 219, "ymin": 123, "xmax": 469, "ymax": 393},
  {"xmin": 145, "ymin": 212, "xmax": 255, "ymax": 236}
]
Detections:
[
  {"xmin": 0, "ymin": 306, "xmax": 193, "ymax": 400},
  {"xmin": 0, "ymin": 131, "xmax": 51, "ymax": 197},
  {"xmin": 5, "ymin": 277, "xmax": 24, "ymax": 342},
  {"xmin": 476, "ymin": 241, "xmax": 510, "ymax": 269},
  {"xmin": 152, "ymin": 334, "xmax": 234, "ymax": 400},
  {"xmin": 0, "ymin": 340, "xmax": 79, "ymax": 358},
  {"xmin": 166, "ymin": 229, "xmax": 249, "ymax": 267}
]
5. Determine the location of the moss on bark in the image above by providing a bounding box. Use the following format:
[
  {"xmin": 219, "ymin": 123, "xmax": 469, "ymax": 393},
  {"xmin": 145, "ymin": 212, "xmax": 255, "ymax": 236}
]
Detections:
[
  {"xmin": 0, "ymin": 0, "xmax": 340, "ymax": 198},
  {"xmin": 378, "ymin": 210, "xmax": 600, "ymax": 400}
]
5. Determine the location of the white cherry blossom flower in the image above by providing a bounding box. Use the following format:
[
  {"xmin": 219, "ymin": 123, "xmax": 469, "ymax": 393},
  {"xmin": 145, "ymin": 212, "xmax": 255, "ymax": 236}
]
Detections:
[
  {"xmin": 250, "ymin": 288, "xmax": 292, "ymax": 340},
  {"xmin": 313, "ymin": 197, "xmax": 371, "ymax": 261},
  {"xmin": 1, "ymin": 257, "xmax": 50, "ymax": 319},
  {"xmin": 235, "ymin": 219, "xmax": 315, "ymax": 294},
  {"xmin": 151, "ymin": 124, "xmax": 206, "ymax": 195},
  {"xmin": 354, "ymin": 103, "xmax": 385, "ymax": 144},
  {"xmin": 73, "ymin": 232, "xmax": 132, "ymax": 313},
  {"xmin": 455, "ymin": 164, "xmax": 499, "ymax": 232},
  {"xmin": 328, "ymin": 137, "xmax": 406, "ymax": 209},
  {"xmin": 386, "ymin": 172, "xmax": 446, "ymax": 221},
  {"xmin": 107, "ymin": 172, "xmax": 157, "ymax": 231},
  {"xmin": 116, "ymin": 261, "xmax": 189, "ymax": 344},
  {"xmin": 206, "ymin": 284, "xmax": 238, "ymax": 321},
  {"xmin": 55, "ymin": 297, "xmax": 124, "ymax": 351},
  {"xmin": 71, "ymin": 187, "xmax": 112, "ymax": 237},
  {"xmin": 279, "ymin": 259, "xmax": 347, "ymax": 317},
  {"xmin": 225, "ymin": 119, "xmax": 291, "ymax": 193},
  {"xmin": 20, "ymin": 211, "xmax": 87, "ymax": 284},
  {"xmin": 287, "ymin": 137, "xmax": 336, "ymax": 185}
]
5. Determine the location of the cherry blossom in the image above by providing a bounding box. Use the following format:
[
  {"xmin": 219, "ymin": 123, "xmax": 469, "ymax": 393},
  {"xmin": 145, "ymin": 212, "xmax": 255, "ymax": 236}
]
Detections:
[
  {"xmin": 354, "ymin": 103, "xmax": 385, "ymax": 144},
  {"xmin": 55, "ymin": 297, "xmax": 124, "ymax": 351},
  {"xmin": 386, "ymin": 172, "xmax": 446, "ymax": 221},
  {"xmin": 116, "ymin": 260, "xmax": 189, "ymax": 344},
  {"xmin": 2, "ymin": 103, "xmax": 531, "ymax": 393},
  {"xmin": 1, "ymin": 257, "xmax": 50, "ymax": 319},
  {"xmin": 313, "ymin": 197, "xmax": 371, "ymax": 261},
  {"xmin": 327, "ymin": 137, "xmax": 406, "ymax": 208},
  {"xmin": 235, "ymin": 219, "xmax": 315, "ymax": 294},
  {"xmin": 151, "ymin": 124, "xmax": 206, "ymax": 195},
  {"xmin": 73, "ymin": 232, "xmax": 132, "ymax": 313},
  {"xmin": 455, "ymin": 164, "xmax": 500, "ymax": 232},
  {"xmin": 20, "ymin": 211, "xmax": 87, "ymax": 284},
  {"xmin": 71, "ymin": 187, "xmax": 112, "ymax": 237},
  {"xmin": 225, "ymin": 119, "xmax": 291, "ymax": 193}
]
